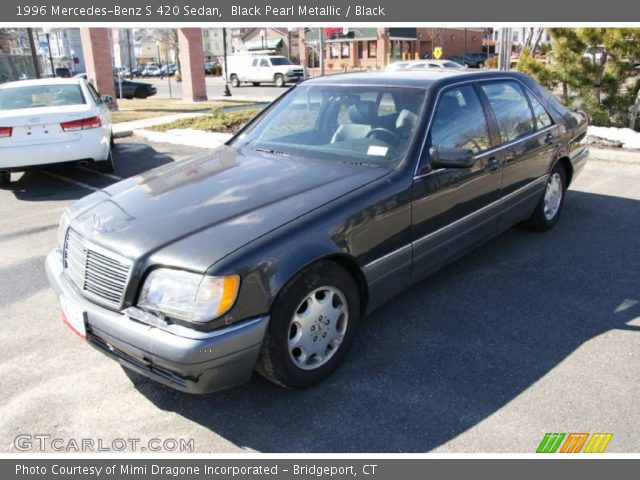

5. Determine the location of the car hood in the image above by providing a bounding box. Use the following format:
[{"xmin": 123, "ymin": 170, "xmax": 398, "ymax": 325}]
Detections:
[{"xmin": 67, "ymin": 145, "xmax": 390, "ymax": 271}]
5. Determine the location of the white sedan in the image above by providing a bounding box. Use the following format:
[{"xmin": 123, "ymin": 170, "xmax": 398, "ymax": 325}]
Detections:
[
  {"xmin": 0, "ymin": 78, "xmax": 114, "ymax": 185},
  {"xmin": 385, "ymin": 59, "xmax": 465, "ymax": 71}
]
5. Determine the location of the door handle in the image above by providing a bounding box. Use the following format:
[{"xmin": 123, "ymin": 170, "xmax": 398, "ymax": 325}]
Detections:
[
  {"xmin": 545, "ymin": 132, "xmax": 555, "ymax": 145},
  {"xmin": 484, "ymin": 157, "xmax": 500, "ymax": 172}
]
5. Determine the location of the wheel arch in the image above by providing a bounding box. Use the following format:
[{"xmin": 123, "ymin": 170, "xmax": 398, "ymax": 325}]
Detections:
[
  {"xmin": 269, "ymin": 251, "xmax": 369, "ymax": 319},
  {"xmin": 553, "ymin": 156, "xmax": 573, "ymax": 187}
]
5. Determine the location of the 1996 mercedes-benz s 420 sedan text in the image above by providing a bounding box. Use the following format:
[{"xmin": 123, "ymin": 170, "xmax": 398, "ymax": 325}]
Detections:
[{"xmin": 46, "ymin": 70, "xmax": 588, "ymax": 393}]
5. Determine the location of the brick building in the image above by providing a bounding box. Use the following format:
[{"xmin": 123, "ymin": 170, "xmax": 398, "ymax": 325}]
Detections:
[{"xmin": 300, "ymin": 27, "xmax": 486, "ymax": 70}]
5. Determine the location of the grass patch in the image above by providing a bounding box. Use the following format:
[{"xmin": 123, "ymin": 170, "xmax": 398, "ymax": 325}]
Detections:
[
  {"xmin": 111, "ymin": 99, "xmax": 248, "ymax": 123},
  {"xmin": 150, "ymin": 108, "xmax": 260, "ymax": 133}
]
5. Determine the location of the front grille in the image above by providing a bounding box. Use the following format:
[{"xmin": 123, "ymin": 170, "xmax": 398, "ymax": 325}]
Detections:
[{"xmin": 63, "ymin": 229, "xmax": 132, "ymax": 309}]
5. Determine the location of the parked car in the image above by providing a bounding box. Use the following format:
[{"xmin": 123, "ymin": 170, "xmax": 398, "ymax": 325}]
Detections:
[
  {"xmin": 385, "ymin": 60, "xmax": 465, "ymax": 71},
  {"xmin": 55, "ymin": 67, "xmax": 72, "ymax": 78},
  {"xmin": 160, "ymin": 64, "xmax": 178, "ymax": 76},
  {"xmin": 583, "ymin": 45, "xmax": 607, "ymax": 64},
  {"xmin": 114, "ymin": 78, "xmax": 157, "ymax": 99},
  {"xmin": 204, "ymin": 61, "xmax": 220, "ymax": 75},
  {"xmin": 0, "ymin": 78, "xmax": 114, "ymax": 184},
  {"xmin": 46, "ymin": 70, "xmax": 588, "ymax": 393},
  {"xmin": 446, "ymin": 54, "xmax": 486, "ymax": 68},
  {"xmin": 409, "ymin": 59, "xmax": 466, "ymax": 70},
  {"xmin": 141, "ymin": 64, "xmax": 161, "ymax": 77},
  {"xmin": 227, "ymin": 55, "xmax": 304, "ymax": 87},
  {"xmin": 75, "ymin": 73, "xmax": 157, "ymax": 99},
  {"xmin": 385, "ymin": 61, "xmax": 414, "ymax": 71},
  {"xmin": 129, "ymin": 66, "xmax": 144, "ymax": 78}
]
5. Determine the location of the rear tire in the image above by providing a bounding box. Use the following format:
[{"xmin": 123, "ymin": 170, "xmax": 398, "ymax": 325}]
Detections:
[
  {"xmin": 274, "ymin": 74, "xmax": 285, "ymax": 88},
  {"xmin": 230, "ymin": 75, "xmax": 240, "ymax": 87},
  {"xmin": 524, "ymin": 163, "xmax": 566, "ymax": 232},
  {"xmin": 96, "ymin": 148, "xmax": 115, "ymax": 174},
  {"xmin": 0, "ymin": 171, "xmax": 10, "ymax": 186},
  {"xmin": 258, "ymin": 261, "xmax": 361, "ymax": 389}
]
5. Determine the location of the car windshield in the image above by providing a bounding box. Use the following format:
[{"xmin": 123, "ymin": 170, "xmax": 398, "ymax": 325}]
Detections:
[
  {"xmin": 270, "ymin": 57, "xmax": 293, "ymax": 66},
  {"xmin": 443, "ymin": 61, "xmax": 462, "ymax": 68},
  {"xmin": 231, "ymin": 84, "xmax": 426, "ymax": 168},
  {"xmin": 0, "ymin": 84, "xmax": 85, "ymax": 110}
]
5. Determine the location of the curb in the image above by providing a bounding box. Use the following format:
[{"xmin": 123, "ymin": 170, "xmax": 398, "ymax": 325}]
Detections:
[
  {"xmin": 112, "ymin": 130, "xmax": 133, "ymax": 139},
  {"xmin": 589, "ymin": 148, "xmax": 640, "ymax": 164}
]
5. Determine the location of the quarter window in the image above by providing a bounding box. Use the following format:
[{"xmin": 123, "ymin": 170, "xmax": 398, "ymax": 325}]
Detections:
[
  {"xmin": 481, "ymin": 81, "xmax": 535, "ymax": 143},
  {"xmin": 431, "ymin": 85, "xmax": 491, "ymax": 153},
  {"xmin": 526, "ymin": 91, "xmax": 553, "ymax": 129}
]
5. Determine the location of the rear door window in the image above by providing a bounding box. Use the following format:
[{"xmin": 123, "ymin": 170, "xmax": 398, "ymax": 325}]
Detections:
[
  {"xmin": 526, "ymin": 91, "xmax": 554, "ymax": 129},
  {"xmin": 480, "ymin": 81, "xmax": 536, "ymax": 143}
]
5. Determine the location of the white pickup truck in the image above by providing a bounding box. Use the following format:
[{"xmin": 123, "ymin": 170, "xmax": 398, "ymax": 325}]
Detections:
[{"xmin": 226, "ymin": 55, "xmax": 305, "ymax": 88}]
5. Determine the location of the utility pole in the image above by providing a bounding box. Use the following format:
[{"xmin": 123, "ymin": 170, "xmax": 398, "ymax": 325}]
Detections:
[
  {"xmin": 127, "ymin": 29, "xmax": 133, "ymax": 78},
  {"xmin": 498, "ymin": 27, "xmax": 513, "ymax": 71},
  {"xmin": 26, "ymin": 28, "xmax": 41, "ymax": 79},
  {"xmin": 319, "ymin": 28, "xmax": 325, "ymax": 76},
  {"xmin": 222, "ymin": 27, "xmax": 231, "ymax": 97},
  {"xmin": 463, "ymin": 28, "xmax": 467, "ymax": 62}
]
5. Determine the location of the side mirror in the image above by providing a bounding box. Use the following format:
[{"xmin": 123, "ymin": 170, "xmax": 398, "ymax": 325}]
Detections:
[
  {"xmin": 430, "ymin": 146, "xmax": 475, "ymax": 168},
  {"xmin": 101, "ymin": 95, "xmax": 114, "ymax": 104}
]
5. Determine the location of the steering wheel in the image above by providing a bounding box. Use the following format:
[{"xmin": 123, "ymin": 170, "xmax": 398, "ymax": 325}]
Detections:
[{"xmin": 366, "ymin": 127, "xmax": 400, "ymax": 146}]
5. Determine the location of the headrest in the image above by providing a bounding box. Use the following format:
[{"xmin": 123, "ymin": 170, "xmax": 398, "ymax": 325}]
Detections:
[{"xmin": 348, "ymin": 100, "xmax": 377, "ymax": 124}]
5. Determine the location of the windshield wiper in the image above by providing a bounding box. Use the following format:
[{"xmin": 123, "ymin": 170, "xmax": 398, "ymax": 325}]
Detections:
[{"xmin": 252, "ymin": 147, "xmax": 289, "ymax": 157}]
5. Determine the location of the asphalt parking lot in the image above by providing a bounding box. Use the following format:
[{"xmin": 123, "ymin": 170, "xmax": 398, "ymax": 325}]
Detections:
[{"xmin": 1, "ymin": 139, "xmax": 639, "ymax": 453}]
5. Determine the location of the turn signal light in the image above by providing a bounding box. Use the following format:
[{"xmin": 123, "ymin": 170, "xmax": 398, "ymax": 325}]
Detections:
[
  {"xmin": 0, "ymin": 127, "xmax": 12, "ymax": 138},
  {"xmin": 60, "ymin": 116, "xmax": 102, "ymax": 132}
]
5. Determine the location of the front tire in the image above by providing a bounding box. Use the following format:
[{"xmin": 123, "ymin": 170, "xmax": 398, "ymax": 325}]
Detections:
[
  {"xmin": 274, "ymin": 74, "xmax": 285, "ymax": 88},
  {"xmin": 258, "ymin": 261, "xmax": 360, "ymax": 389},
  {"xmin": 525, "ymin": 163, "xmax": 566, "ymax": 231}
]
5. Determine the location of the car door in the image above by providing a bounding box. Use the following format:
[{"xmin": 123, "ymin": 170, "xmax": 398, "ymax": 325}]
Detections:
[
  {"xmin": 411, "ymin": 82, "xmax": 502, "ymax": 281},
  {"xmin": 258, "ymin": 57, "xmax": 272, "ymax": 82},
  {"xmin": 478, "ymin": 80, "xmax": 557, "ymax": 231}
]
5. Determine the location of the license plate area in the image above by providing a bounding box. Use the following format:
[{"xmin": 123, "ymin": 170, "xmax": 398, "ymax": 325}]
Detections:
[{"xmin": 60, "ymin": 295, "xmax": 87, "ymax": 339}]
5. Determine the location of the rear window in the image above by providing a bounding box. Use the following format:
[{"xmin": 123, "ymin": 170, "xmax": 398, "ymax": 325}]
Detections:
[
  {"xmin": 0, "ymin": 84, "xmax": 85, "ymax": 110},
  {"xmin": 270, "ymin": 57, "xmax": 292, "ymax": 66}
]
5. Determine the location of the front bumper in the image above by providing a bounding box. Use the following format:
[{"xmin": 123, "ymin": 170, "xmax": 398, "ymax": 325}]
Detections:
[{"xmin": 45, "ymin": 249, "xmax": 269, "ymax": 394}]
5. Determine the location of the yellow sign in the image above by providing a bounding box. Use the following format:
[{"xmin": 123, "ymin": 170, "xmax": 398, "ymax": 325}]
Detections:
[{"xmin": 433, "ymin": 47, "xmax": 443, "ymax": 59}]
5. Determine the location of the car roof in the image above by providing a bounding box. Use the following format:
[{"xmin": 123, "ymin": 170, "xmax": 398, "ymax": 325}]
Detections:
[
  {"xmin": 0, "ymin": 78, "xmax": 84, "ymax": 89},
  {"xmin": 303, "ymin": 70, "xmax": 529, "ymax": 89}
]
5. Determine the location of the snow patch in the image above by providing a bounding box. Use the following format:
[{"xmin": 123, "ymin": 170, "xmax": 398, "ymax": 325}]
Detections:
[{"xmin": 588, "ymin": 126, "xmax": 640, "ymax": 150}]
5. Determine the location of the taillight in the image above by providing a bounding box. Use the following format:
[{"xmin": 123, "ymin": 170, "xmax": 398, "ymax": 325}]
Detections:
[
  {"xmin": 0, "ymin": 127, "xmax": 12, "ymax": 138},
  {"xmin": 60, "ymin": 116, "xmax": 101, "ymax": 132}
]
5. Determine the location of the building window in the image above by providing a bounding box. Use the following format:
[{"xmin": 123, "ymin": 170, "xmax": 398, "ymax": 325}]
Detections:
[
  {"xmin": 342, "ymin": 43, "xmax": 350, "ymax": 58},
  {"xmin": 368, "ymin": 41, "xmax": 377, "ymax": 58},
  {"xmin": 331, "ymin": 43, "xmax": 340, "ymax": 59},
  {"xmin": 358, "ymin": 42, "xmax": 364, "ymax": 59}
]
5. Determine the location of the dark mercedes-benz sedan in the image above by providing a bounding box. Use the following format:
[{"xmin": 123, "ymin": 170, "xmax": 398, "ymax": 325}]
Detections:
[{"xmin": 46, "ymin": 70, "xmax": 588, "ymax": 393}]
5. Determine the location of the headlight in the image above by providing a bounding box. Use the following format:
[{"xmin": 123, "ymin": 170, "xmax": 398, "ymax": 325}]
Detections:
[
  {"xmin": 138, "ymin": 269, "xmax": 240, "ymax": 323},
  {"xmin": 57, "ymin": 211, "xmax": 71, "ymax": 250}
]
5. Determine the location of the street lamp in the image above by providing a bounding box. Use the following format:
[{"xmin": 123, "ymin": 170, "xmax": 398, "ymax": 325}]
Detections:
[{"xmin": 222, "ymin": 27, "xmax": 232, "ymax": 97}]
